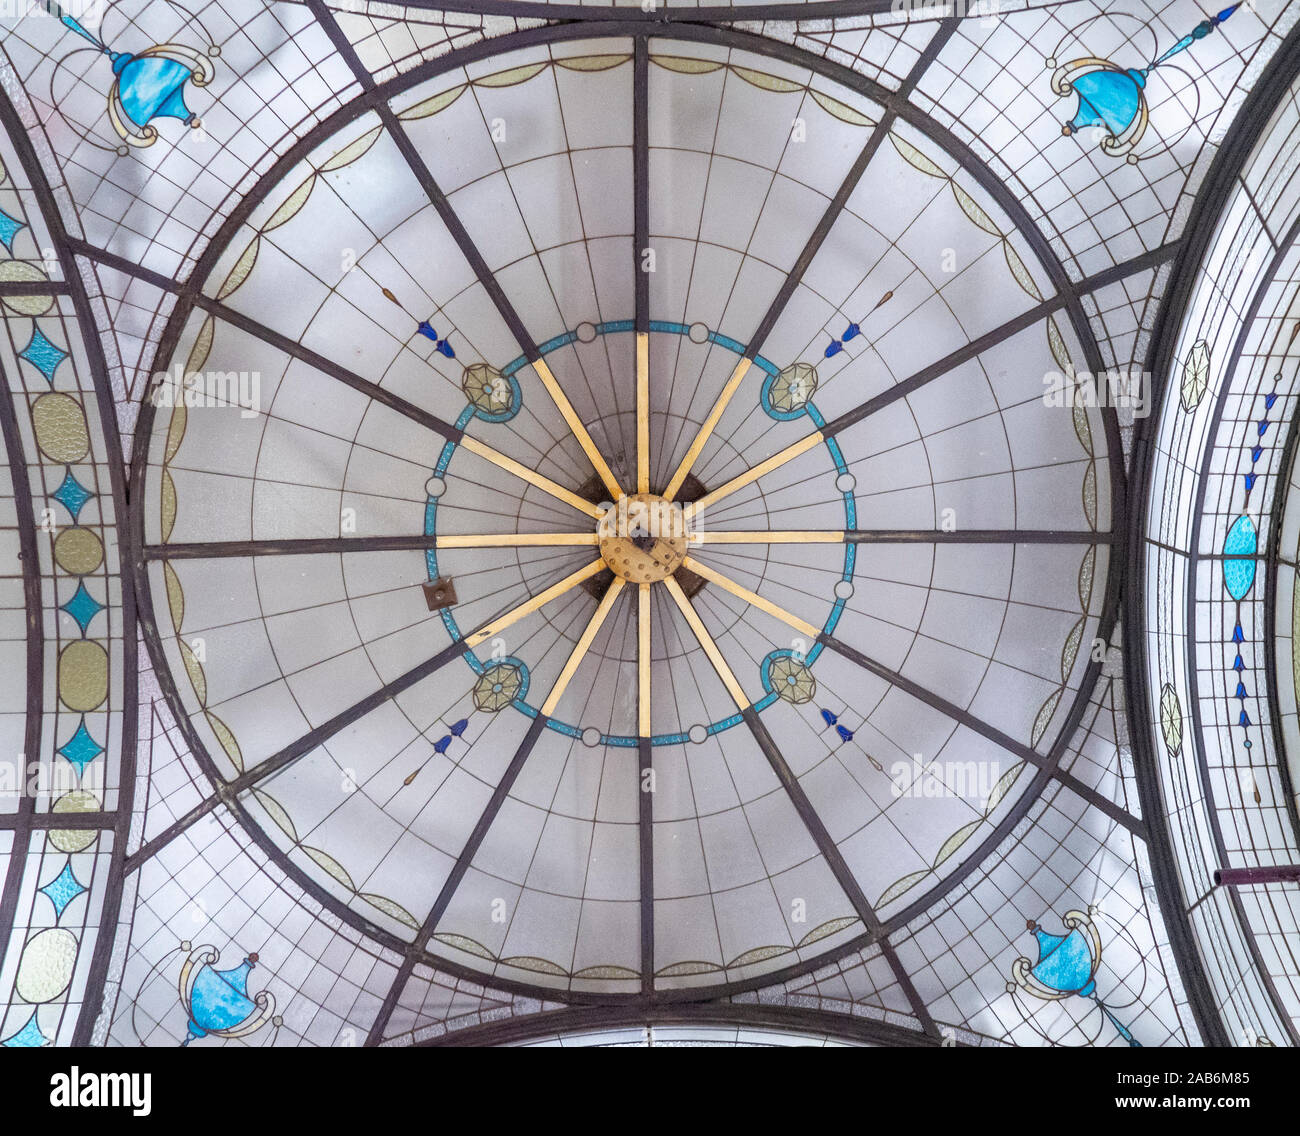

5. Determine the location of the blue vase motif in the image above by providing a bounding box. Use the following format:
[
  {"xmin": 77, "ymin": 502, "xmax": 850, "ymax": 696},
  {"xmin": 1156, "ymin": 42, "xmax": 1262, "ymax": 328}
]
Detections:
[
  {"xmin": 1008, "ymin": 910, "xmax": 1141, "ymax": 1047},
  {"xmin": 1052, "ymin": 5, "xmax": 1240, "ymax": 160},
  {"xmin": 42, "ymin": 1, "xmax": 216, "ymax": 149},
  {"xmin": 1056, "ymin": 65, "xmax": 1147, "ymax": 153},
  {"xmin": 177, "ymin": 944, "xmax": 276, "ymax": 1047}
]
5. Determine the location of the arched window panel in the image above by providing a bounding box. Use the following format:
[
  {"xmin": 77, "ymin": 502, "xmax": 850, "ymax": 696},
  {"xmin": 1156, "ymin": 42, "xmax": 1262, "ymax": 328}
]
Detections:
[
  {"xmin": 0, "ymin": 139, "xmax": 129, "ymax": 1048},
  {"xmin": 1141, "ymin": 61, "xmax": 1300, "ymax": 1046}
]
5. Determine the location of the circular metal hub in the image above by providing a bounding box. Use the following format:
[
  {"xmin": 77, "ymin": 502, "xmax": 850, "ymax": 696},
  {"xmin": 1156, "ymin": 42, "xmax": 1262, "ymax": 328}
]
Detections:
[{"xmin": 597, "ymin": 493, "xmax": 688, "ymax": 583}]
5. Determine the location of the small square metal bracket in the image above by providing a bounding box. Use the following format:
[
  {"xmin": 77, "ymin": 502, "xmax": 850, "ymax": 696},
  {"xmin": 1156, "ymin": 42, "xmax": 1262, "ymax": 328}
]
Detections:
[{"xmin": 422, "ymin": 576, "xmax": 458, "ymax": 611}]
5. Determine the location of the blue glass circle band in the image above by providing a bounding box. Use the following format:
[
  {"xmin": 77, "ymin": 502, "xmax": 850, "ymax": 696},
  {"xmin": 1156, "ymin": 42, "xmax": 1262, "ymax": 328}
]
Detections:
[{"xmin": 425, "ymin": 319, "xmax": 855, "ymax": 747}]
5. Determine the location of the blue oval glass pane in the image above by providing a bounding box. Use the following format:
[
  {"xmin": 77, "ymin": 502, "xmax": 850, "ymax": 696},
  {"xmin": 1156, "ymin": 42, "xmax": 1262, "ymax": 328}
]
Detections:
[{"xmin": 1222, "ymin": 514, "xmax": 1258, "ymax": 600}]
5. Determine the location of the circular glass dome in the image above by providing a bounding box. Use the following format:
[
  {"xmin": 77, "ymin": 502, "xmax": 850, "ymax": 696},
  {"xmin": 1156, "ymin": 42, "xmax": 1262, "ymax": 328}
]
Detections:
[{"xmin": 139, "ymin": 28, "xmax": 1116, "ymax": 998}]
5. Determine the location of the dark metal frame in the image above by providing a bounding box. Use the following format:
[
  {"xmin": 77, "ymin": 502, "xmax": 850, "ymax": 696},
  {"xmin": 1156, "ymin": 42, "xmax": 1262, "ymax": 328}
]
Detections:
[
  {"xmin": 0, "ymin": 88, "xmax": 141, "ymax": 1046},
  {"xmin": 116, "ymin": 13, "xmax": 1135, "ymax": 1028},
  {"xmin": 1265, "ymin": 358, "xmax": 1300, "ymax": 849},
  {"xmin": 1124, "ymin": 17, "xmax": 1300, "ymax": 1049},
  {"xmin": 8, "ymin": 9, "xmax": 1169, "ymax": 1044},
  {"xmin": 417, "ymin": 1000, "xmax": 958, "ymax": 1047},
  {"xmin": 374, "ymin": 0, "xmax": 975, "ymax": 25},
  {"xmin": 0, "ymin": 356, "xmax": 44, "ymax": 1001},
  {"xmin": 1181, "ymin": 205, "xmax": 1300, "ymax": 1049}
]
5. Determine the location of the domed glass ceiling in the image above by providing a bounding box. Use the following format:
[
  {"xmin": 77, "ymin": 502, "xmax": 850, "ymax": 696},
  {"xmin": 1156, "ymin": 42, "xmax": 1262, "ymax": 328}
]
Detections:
[
  {"xmin": 0, "ymin": 0, "xmax": 1298, "ymax": 1050},
  {"xmin": 137, "ymin": 31, "xmax": 1118, "ymax": 1001}
]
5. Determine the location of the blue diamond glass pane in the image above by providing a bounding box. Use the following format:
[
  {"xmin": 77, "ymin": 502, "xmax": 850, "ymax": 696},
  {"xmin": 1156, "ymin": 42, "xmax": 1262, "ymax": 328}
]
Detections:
[
  {"xmin": 19, "ymin": 326, "xmax": 68, "ymax": 384},
  {"xmin": 52, "ymin": 470, "xmax": 93, "ymax": 521},
  {"xmin": 1, "ymin": 1013, "xmax": 48, "ymax": 1048},
  {"xmin": 60, "ymin": 581, "xmax": 104, "ymax": 634},
  {"xmin": 39, "ymin": 862, "xmax": 87, "ymax": 920},
  {"xmin": 0, "ymin": 208, "xmax": 25, "ymax": 253},
  {"xmin": 58, "ymin": 719, "xmax": 104, "ymax": 776}
]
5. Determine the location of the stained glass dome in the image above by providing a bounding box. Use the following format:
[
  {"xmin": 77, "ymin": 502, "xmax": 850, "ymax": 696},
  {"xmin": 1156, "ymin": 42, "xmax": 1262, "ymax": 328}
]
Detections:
[{"xmin": 0, "ymin": 0, "xmax": 1297, "ymax": 1054}]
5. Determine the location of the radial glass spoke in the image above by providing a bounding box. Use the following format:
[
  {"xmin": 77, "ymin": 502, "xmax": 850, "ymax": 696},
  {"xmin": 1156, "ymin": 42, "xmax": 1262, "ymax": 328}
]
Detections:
[
  {"xmin": 663, "ymin": 358, "xmax": 752, "ymax": 501},
  {"xmin": 661, "ymin": 575, "xmax": 748, "ymax": 710},
  {"xmin": 435, "ymin": 532, "xmax": 599, "ymax": 549},
  {"xmin": 464, "ymin": 559, "xmax": 605, "ymax": 648},
  {"xmin": 459, "ymin": 436, "xmax": 606, "ymax": 519},
  {"xmin": 540, "ymin": 578, "xmax": 626, "ymax": 716},
  {"xmin": 638, "ymin": 582, "xmax": 652, "ymax": 737},
  {"xmin": 636, "ymin": 333, "xmax": 650, "ymax": 495},
  {"xmin": 530, "ymin": 358, "xmax": 625, "ymax": 501},
  {"xmin": 685, "ymin": 431, "xmax": 824, "ymax": 519},
  {"xmin": 681, "ymin": 556, "xmax": 819, "ymax": 639}
]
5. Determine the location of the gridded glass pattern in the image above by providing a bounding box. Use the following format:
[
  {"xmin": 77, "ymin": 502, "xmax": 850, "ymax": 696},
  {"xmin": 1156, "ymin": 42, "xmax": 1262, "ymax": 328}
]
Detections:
[{"xmin": 0, "ymin": 0, "xmax": 1294, "ymax": 1049}]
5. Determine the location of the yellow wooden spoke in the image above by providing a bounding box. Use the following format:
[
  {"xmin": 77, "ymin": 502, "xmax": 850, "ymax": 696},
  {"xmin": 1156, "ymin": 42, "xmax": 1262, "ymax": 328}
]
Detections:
[
  {"xmin": 663, "ymin": 357, "xmax": 751, "ymax": 501},
  {"xmin": 541, "ymin": 578, "xmax": 627, "ymax": 715},
  {"xmin": 636, "ymin": 332, "xmax": 650, "ymax": 495},
  {"xmin": 662, "ymin": 574, "xmax": 748, "ymax": 710},
  {"xmin": 638, "ymin": 582, "xmax": 652, "ymax": 736},
  {"xmin": 465, "ymin": 559, "xmax": 605, "ymax": 648},
  {"xmin": 459, "ymin": 435, "xmax": 604, "ymax": 520},
  {"xmin": 684, "ymin": 431, "xmax": 824, "ymax": 520},
  {"xmin": 436, "ymin": 532, "xmax": 599, "ymax": 549},
  {"xmin": 682, "ymin": 556, "xmax": 820, "ymax": 639},
  {"xmin": 689, "ymin": 530, "xmax": 844, "ymax": 545},
  {"xmin": 531, "ymin": 358, "xmax": 625, "ymax": 501}
]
